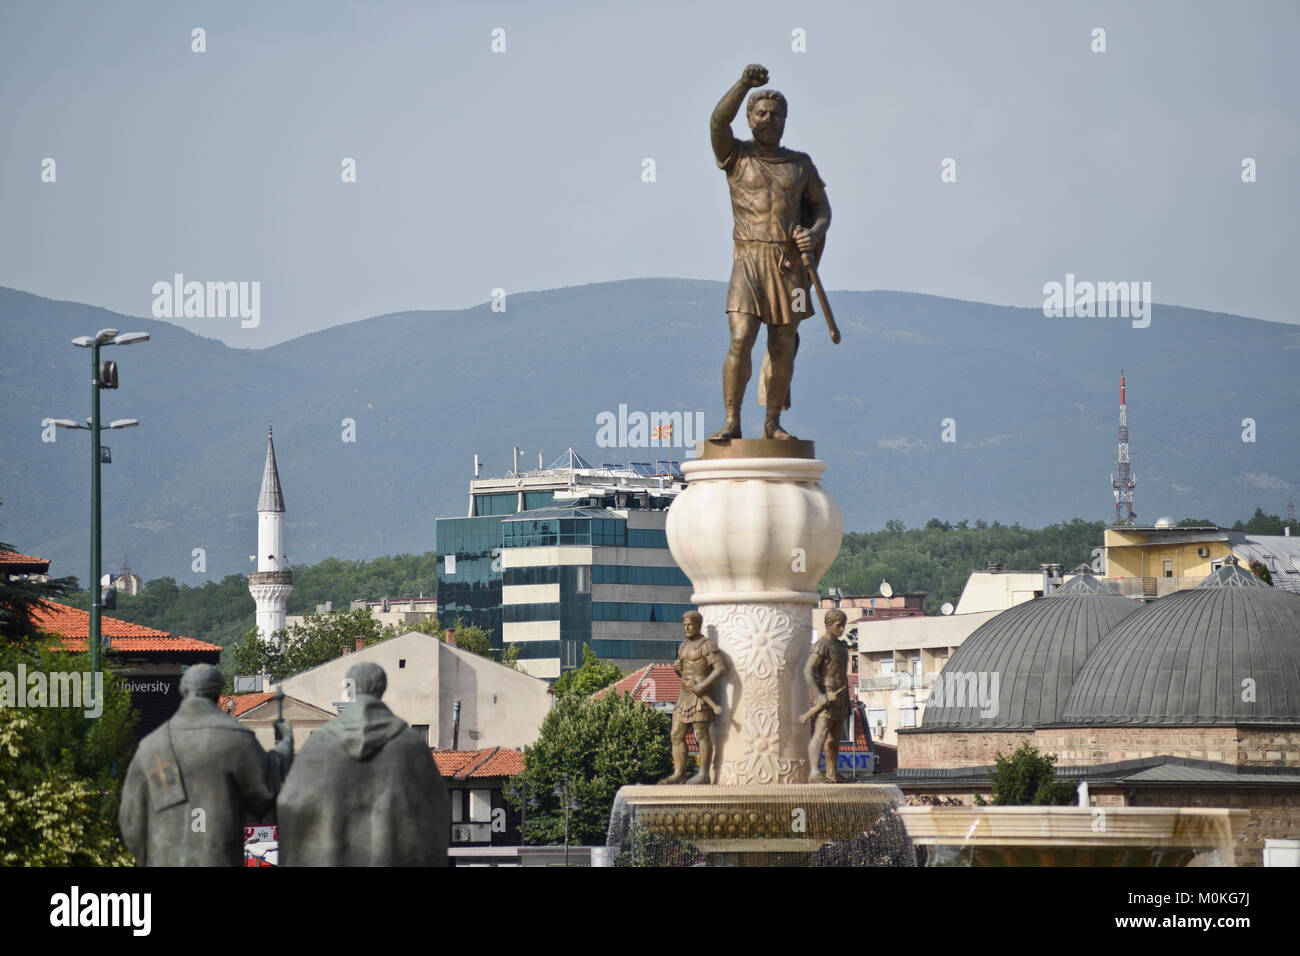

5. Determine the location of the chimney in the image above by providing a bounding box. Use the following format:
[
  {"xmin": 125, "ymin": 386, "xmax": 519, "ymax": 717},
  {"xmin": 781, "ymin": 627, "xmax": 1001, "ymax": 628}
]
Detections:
[
  {"xmin": 451, "ymin": 699, "xmax": 462, "ymax": 750},
  {"xmin": 445, "ymin": 628, "xmax": 456, "ymax": 647}
]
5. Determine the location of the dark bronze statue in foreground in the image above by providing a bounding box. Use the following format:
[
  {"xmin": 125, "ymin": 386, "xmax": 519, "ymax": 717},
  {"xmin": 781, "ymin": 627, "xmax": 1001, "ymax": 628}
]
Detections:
[
  {"xmin": 119, "ymin": 663, "xmax": 292, "ymax": 866},
  {"xmin": 709, "ymin": 63, "xmax": 835, "ymax": 443},
  {"xmin": 804, "ymin": 609, "xmax": 851, "ymax": 782},
  {"xmin": 660, "ymin": 611, "xmax": 725, "ymax": 785},
  {"xmin": 277, "ymin": 661, "xmax": 449, "ymax": 865}
]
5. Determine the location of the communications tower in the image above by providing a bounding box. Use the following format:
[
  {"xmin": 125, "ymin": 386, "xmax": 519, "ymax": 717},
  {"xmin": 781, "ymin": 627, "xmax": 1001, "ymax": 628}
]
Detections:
[{"xmin": 1111, "ymin": 371, "xmax": 1136, "ymax": 526}]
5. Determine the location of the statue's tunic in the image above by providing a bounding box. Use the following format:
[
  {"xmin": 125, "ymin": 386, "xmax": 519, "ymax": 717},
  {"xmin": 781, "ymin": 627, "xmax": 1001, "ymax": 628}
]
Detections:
[
  {"xmin": 118, "ymin": 697, "xmax": 285, "ymax": 867},
  {"xmin": 673, "ymin": 637, "xmax": 720, "ymax": 724},
  {"xmin": 277, "ymin": 695, "xmax": 449, "ymax": 866},
  {"xmin": 809, "ymin": 635, "xmax": 850, "ymax": 722},
  {"xmin": 718, "ymin": 140, "xmax": 825, "ymax": 327}
]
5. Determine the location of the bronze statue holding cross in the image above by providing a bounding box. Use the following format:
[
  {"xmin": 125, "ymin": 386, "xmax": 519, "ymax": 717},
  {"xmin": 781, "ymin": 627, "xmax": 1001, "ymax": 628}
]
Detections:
[{"xmin": 119, "ymin": 664, "xmax": 293, "ymax": 866}]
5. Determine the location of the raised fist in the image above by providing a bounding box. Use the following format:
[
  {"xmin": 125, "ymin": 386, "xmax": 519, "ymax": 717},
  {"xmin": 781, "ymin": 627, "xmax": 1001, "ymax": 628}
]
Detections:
[{"xmin": 741, "ymin": 64, "xmax": 769, "ymax": 88}]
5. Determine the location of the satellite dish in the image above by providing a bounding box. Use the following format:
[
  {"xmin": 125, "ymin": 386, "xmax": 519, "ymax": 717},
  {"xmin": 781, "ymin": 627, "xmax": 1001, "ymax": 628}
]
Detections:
[
  {"xmin": 879, "ymin": 581, "xmax": 893, "ymax": 598},
  {"xmin": 941, "ymin": 602, "xmax": 954, "ymax": 616}
]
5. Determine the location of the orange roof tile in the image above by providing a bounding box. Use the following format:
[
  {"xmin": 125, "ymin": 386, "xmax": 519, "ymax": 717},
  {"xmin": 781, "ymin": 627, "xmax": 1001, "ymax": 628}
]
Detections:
[
  {"xmin": 218, "ymin": 693, "xmax": 275, "ymax": 717},
  {"xmin": 594, "ymin": 663, "xmax": 681, "ymax": 704},
  {"xmin": 32, "ymin": 601, "xmax": 221, "ymax": 653},
  {"xmin": 471, "ymin": 747, "xmax": 525, "ymax": 777},
  {"xmin": 432, "ymin": 751, "xmax": 478, "ymax": 777},
  {"xmin": 431, "ymin": 746, "xmax": 525, "ymax": 779},
  {"xmin": 0, "ymin": 551, "xmax": 49, "ymax": 566}
]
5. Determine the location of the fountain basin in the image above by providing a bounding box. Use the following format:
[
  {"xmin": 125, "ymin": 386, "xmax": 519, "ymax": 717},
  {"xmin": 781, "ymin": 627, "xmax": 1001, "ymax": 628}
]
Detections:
[
  {"xmin": 897, "ymin": 806, "xmax": 1246, "ymax": 866},
  {"xmin": 609, "ymin": 783, "xmax": 913, "ymax": 866}
]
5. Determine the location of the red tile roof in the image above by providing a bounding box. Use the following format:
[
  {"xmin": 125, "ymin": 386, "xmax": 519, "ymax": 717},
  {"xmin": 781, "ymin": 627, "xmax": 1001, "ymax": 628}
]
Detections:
[
  {"xmin": 431, "ymin": 746, "xmax": 525, "ymax": 779},
  {"xmin": 0, "ymin": 551, "xmax": 49, "ymax": 567},
  {"xmin": 594, "ymin": 663, "xmax": 681, "ymax": 704},
  {"xmin": 218, "ymin": 693, "xmax": 274, "ymax": 717},
  {"xmin": 32, "ymin": 601, "xmax": 221, "ymax": 653}
]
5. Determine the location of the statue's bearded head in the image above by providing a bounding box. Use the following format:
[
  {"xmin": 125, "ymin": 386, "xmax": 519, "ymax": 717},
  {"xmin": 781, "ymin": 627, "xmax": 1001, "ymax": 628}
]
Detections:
[
  {"xmin": 683, "ymin": 610, "xmax": 703, "ymax": 640},
  {"xmin": 747, "ymin": 90, "xmax": 787, "ymax": 147}
]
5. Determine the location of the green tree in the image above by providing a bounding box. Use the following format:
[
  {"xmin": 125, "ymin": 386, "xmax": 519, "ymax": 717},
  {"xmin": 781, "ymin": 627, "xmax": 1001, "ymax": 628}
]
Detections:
[
  {"xmin": 227, "ymin": 608, "xmax": 398, "ymax": 683},
  {"xmin": 553, "ymin": 644, "xmax": 624, "ymax": 699},
  {"xmin": 988, "ymin": 742, "xmax": 1076, "ymax": 806},
  {"xmin": 1234, "ymin": 508, "xmax": 1289, "ymax": 535},
  {"xmin": 226, "ymin": 626, "xmax": 278, "ymax": 688},
  {"xmin": 506, "ymin": 691, "xmax": 672, "ymax": 845},
  {"xmin": 0, "ymin": 645, "xmax": 138, "ymax": 865}
]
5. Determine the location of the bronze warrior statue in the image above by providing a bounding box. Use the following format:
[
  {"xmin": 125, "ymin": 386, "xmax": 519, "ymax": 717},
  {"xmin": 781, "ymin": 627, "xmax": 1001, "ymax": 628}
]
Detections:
[
  {"xmin": 709, "ymin": 63, "xmax": 834, "ymax": 443},
  {"xmin": 660, "ymin": 611, "xmax": 725, "ymax": 785},
  {"xmin": 804, "ymin": 608, "xmax": 851, "ymax": 783}
]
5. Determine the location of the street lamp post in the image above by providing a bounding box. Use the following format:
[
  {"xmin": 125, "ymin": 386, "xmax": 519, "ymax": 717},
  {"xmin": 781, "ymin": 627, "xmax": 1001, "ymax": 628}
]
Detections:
[
  {"xmin": 507, "ymin": 778, "xmax": 542, "ymax": 846},
  {"xmin": 55, "ymin": 329, "xmax": 149, "ymax": 674},
  {"xmin": 553, "ymin": 776, "xmax": 580, "ymax": 867}
]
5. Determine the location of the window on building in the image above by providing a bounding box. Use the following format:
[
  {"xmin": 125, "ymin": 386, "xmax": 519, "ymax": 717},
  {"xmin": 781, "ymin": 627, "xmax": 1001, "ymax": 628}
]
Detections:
[
  {"xmin": 469, "ymin": 789, "xmax": 492, "ymax": 823},
  {"xmin": 1163, "ymin": 559, "xmax": 1174, "ymax": 578},
  {"xmin": 474, "ymin": 493, "xmax": 518, "ymax": 517},
  {"xmin": 878, "ymin": 658, "xmax": 894, "ymax": 677},
  {"xmin": 839, "ymin": 709, "xmax": 855, "ymax": 745},
  {"xmin": 411, "ymin": 724, "xmax": 429, "ymax": 745},
  {"xmin": 452, "ymin": 791, "xmax": 464, "ymax": 823},
  {"xmin": 868, "ymin": 708, "xmax": 886, "ymax": 736},
  {"xmin": 900, "ymin": 708, "xmax": 917, "ymax": 728}
]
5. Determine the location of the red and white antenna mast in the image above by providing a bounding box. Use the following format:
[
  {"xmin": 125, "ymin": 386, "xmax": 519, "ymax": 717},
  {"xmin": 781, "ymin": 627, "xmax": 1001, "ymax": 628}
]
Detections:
[{"xmin": 1111, "ymin": 370, "xmax": 1136, "ymax": 526}]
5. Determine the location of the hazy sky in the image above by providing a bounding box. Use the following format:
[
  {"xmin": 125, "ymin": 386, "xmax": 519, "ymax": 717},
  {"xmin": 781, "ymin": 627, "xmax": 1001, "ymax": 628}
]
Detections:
[{"xmin": 3, "ymin": 0, "xmax": 1297, "ymax": 346}]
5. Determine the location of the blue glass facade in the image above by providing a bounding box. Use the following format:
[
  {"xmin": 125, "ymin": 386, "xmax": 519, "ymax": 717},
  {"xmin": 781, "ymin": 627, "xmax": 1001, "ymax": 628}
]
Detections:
[
  {"xmin": 441, "ymin": 494, "xmax": 688, "ymax": 673},
  {"xmin": 435, "ymin": 515, "xmax": 504, "ymax": 646}
]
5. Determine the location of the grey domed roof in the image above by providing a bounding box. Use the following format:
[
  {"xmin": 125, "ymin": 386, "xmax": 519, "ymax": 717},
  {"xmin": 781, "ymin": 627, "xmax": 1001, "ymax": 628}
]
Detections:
[
  {"xmin": 918, "ymin": 588, "xmax": 1142, "ymax": 731},
  {"xmin": 1061, "ymin": 564, "xmax": 1300, "ymax": 727}
]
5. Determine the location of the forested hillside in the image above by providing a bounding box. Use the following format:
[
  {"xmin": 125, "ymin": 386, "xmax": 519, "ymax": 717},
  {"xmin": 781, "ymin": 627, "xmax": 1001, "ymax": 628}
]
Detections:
[{"xmin": 56, "ymin": 509, "xmax": 1293, "ymax": 645}]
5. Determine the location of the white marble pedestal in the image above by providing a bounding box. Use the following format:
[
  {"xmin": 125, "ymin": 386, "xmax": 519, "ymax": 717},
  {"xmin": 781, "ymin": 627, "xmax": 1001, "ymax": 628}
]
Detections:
[{"xmin": 666, "ymin": 447, "xmax": 843, "ymax": 785}]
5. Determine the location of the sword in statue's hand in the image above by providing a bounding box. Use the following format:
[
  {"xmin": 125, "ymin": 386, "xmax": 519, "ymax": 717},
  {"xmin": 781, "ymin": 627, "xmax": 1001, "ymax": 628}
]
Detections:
[
  {"xmin": 791, "ymin": 225, "xmax": 840, "ymax": 344},
  {"xmin": 799, "ymin": 686, "xmax": 844, "ymax": 724}
]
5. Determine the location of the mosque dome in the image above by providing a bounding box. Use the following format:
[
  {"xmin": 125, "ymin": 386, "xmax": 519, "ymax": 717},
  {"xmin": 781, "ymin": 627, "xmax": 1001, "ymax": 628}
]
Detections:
[
  {"xmin": 919, "ymin": 575, "xmax": 1142, "ymax": 731},
  {"xmin": 1061, "ymin": 562, "xmax": 1300, "ymax": 726}
]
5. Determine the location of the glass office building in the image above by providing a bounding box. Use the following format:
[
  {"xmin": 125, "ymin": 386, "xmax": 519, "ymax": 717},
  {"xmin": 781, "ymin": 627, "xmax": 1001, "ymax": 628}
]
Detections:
[{"xmin": 436, "ymin": 450, "xmax": 691, "ymax": 678}]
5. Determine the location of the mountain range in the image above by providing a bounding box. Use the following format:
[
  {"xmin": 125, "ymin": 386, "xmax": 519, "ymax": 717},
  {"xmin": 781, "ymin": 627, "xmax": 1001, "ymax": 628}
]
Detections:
[{"xmin": 2, "ymin": 280, "xmax": 1296, "ymax": 585}]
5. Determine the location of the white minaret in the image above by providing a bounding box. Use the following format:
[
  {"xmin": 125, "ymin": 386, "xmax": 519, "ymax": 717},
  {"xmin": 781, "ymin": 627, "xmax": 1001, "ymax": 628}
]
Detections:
[{"xmin": 248, "ymin": 425, "xmax": 292, "ymax": 643}]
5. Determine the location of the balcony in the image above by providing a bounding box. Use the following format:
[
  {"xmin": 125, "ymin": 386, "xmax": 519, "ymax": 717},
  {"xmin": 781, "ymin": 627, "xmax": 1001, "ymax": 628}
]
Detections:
[
  {"xmin": 858, "ymin": 673, "xmax": 937, "ymax": 693},
  {"xmin": 861, "ymin": 676, "xmax": 896, "ymax": 691},
  {"xmin": 1104, "ymin": 576, "xmax": 1205, "ymax": 599}
]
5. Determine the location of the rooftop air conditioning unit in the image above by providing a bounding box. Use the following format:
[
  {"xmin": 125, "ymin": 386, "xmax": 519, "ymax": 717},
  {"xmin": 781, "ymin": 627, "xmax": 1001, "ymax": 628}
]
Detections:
[{"xmin": 1197, "ymin": 547, "xmax": 1210, "ymax": 558}]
